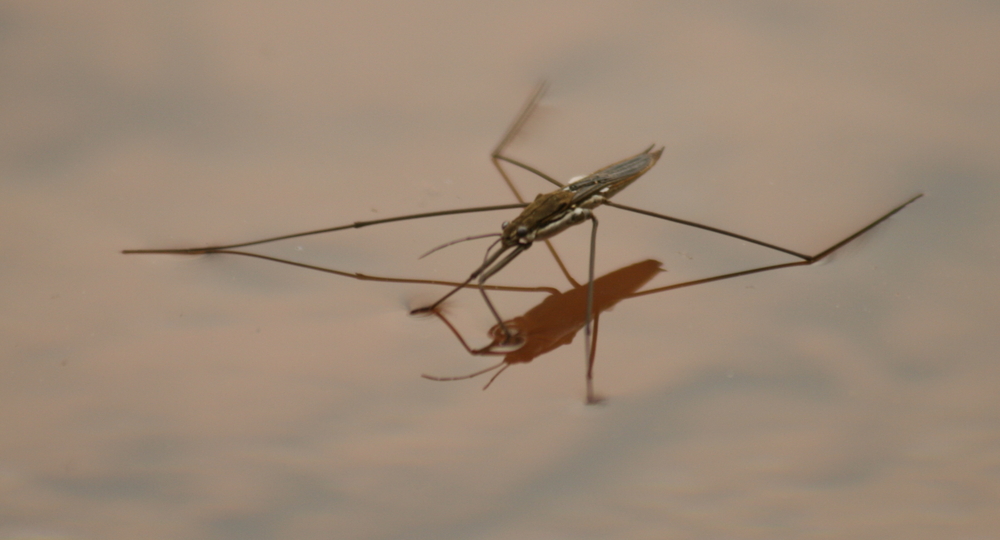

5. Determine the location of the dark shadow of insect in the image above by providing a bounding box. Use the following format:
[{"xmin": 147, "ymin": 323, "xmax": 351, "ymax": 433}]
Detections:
[
  {"xmin": 124, "ymin": 83, "xmax": 922, "ymax": 404},
  {"xmin": 422, "ymin": 258, "xmax": 664, "ymax": 404}
]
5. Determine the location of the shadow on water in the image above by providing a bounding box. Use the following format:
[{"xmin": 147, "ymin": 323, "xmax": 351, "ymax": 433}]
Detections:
[{"xmin": 423, "ymin": 259, "xmax": 663, "ymax": 391}]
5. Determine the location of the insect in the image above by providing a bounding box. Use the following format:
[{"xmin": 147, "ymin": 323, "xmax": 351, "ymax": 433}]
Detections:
[
  {"xmin": 124, "ymin": 83, "xmax": 922, "ymax": 403},
  {"xmin": 423, "ymin": 259, "xmax": 665, "ymax": 395}
]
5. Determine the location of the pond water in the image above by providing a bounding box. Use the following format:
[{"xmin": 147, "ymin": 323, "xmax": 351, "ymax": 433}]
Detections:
[{"xmin": 2, "ymin": 2, "xmax": 998, "ymax": 539}]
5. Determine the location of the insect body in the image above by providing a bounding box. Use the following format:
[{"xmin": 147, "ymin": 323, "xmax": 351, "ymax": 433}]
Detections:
[
  {"xmin": 411, "ymin": 145, "xmax": 663, "ymax": 357},
  {"xmin": 506, "ymin": 146, "xmax": 661, "ymax": 246}
]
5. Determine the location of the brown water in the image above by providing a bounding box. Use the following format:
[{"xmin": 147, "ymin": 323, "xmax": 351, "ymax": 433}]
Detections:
[{"xmin": 2, "ymin": 2, "xmax": 998, "ymax": 539}]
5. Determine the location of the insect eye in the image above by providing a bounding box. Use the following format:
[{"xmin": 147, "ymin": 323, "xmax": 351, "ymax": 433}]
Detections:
[
  {"xmin": 501, "ymin": 221, "xmax": 510, "ymax": 229},
  {"xmin": 516, "ymin": 226, "xmax": 528, "ymax": 237}
]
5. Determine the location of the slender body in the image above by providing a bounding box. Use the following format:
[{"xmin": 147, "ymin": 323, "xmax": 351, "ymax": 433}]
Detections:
[{"xmin": 411, "ymin": 146, "xmax": 662, "ymax": 350}]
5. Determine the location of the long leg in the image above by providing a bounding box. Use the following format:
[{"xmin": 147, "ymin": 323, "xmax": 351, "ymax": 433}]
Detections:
[
  {"xmin": 190, "ymin": 248, "xmax": 560, "ymax": 295},
  {"xmin": 584, "ymin": 215, "xmax": 600, "ymax": 404},
  {"xmin": 586, "ymin": 313, "xmax": 601, "ymax": 404},
  {"xmin": 606, "ymin": 202, "xmax": 809, "ymax": 259},
  {"xmin": 607, "ymin": 196, "xmax": 922, "ymax": 262},
  {"xmin": 419, "ymin": 309, "xmax": 514, "ymax": 389},
  {"xmin": 491, "ymin": 83, "xmax": 581, "ymax": 288},
  {"xmin": 491, "ymin": 82, "xmax": 562, "ymax": 200},
  {"xmin": 629, "ymin": 193, "xmax": 923, "ymax": 298},
  {"xmin": 410, "ymin": 240, "xmax": 533, "ymax": 343},
  {"xmin": 122, "ymin": 203, "xmax": 527, "ymax": 255},
  {"xmin": 475, "ymin": 244, "xmax": 530, "ymax": 342},
  {"xmin": 423, "ymin": 307, "xmax": 510, "ymax": 356},
  {"xmin": 412, "ymin": 241, "xmax": 529, "ymax": 344},
  {"xmin": 411, "ymin": 243, "xmax": 516, "ymax": 313}
]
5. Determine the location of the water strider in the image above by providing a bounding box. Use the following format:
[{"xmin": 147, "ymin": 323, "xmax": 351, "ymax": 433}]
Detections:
[{"xmin": 124, "ymin": 83, "xmax": 922, "ymax": 404}]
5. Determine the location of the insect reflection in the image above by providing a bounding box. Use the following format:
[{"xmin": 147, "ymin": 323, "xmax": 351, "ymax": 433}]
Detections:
[{"xmin": 423, "ymin": 259, "xmax": 663, "ymax": 402}]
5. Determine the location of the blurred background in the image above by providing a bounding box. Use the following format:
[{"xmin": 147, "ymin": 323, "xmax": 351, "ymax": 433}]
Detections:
[{"xmin": 2, "ymin": 2, "xmax": 997, "ymax": 539}]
